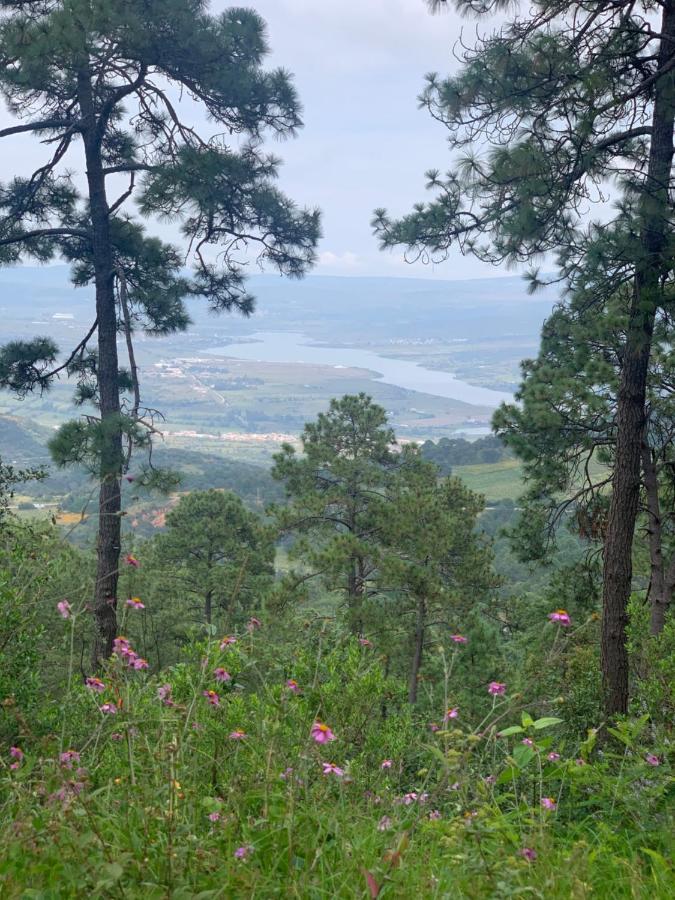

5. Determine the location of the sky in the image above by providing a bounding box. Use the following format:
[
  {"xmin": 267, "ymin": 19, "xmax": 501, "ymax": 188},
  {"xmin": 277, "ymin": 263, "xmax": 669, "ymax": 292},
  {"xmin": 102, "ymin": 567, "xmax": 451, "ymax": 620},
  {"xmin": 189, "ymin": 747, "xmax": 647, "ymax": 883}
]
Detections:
[{"xmin": 0, "ymin": 1, "xmax": 509, "ymax": 281}]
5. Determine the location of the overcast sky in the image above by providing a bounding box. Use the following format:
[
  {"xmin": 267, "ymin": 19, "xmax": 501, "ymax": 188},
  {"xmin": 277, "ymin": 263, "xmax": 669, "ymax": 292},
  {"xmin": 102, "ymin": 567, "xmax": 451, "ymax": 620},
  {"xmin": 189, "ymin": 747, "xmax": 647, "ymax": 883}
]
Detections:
[{"xmin": 0, "ymin": 1, "xmax": 508, "ymax": 281}]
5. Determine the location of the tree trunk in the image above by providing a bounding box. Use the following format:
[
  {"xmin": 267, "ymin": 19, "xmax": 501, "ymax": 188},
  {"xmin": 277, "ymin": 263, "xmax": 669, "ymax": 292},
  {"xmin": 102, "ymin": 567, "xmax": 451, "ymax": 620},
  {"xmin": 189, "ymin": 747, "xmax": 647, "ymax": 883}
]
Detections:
[
  {"xmin": 78, "ymin": 69, "xmax": 123, "ymax": 668},
  {"xmin": 204, "ymin": 590, "xmax": 213, "ymax": 626},
  {"xmin": 641, "ymin": 444, "xmax": 668, "ymax": 635},
  {"xmin": 408, "ymin": 596, "xmax": 425, "ymax": 705},
  {"xmin": 600, "ymin": 0, "xmax": 675, "ymax": 716}
]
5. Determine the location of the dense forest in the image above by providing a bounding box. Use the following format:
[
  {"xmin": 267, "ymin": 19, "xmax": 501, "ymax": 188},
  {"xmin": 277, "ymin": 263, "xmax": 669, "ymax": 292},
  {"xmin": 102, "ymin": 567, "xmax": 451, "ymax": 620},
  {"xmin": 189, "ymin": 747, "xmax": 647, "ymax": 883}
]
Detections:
[{"xmin": 0, "ymin": 1, "xmax": 673, "ymax": 897}]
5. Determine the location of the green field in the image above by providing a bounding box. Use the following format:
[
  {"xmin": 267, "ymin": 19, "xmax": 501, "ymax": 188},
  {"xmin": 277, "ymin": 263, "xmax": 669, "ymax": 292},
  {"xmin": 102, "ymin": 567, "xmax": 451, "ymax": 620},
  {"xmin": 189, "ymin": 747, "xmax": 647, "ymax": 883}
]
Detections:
[{"xmin": 453, "ymin": 459, "xmax": 523, "ymax": 501}]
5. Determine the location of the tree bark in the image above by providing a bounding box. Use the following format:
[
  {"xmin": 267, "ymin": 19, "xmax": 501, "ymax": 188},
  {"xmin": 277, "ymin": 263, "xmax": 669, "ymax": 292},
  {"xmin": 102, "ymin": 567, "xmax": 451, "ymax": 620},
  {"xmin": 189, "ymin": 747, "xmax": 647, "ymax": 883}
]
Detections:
[
  {"xmin": 641, "ymin": 444, "xmax": 668, "ymax": 635},
  {"xmin": 78, "ymin": 68, "xmax": 123, "ymax": 668},
  {"xmin": 204, "ymin": 589, "xmax": 213, "ymax": 626},
  {"xmin": 601, "ymin": 0, "xmax": 675, "ymax": 715},
  {"xmin": 408, "ymin": 596, "xmax": 425, "ymax": 705}
]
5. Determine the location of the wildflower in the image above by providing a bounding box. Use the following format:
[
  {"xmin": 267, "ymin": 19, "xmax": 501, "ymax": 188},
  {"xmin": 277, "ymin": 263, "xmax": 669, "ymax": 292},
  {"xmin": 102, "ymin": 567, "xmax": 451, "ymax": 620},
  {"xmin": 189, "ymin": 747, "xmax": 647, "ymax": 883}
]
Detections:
[
  {"xmin": 203, "ymin": 690, "xmax": 220, "ymax": 707},
  {"xmin": 575, "ymin": 758, "xmax": 586, "ymax": 767},
  {"xmin": 100, "ymin": 703, "xmax": 117, "ymax": 715},
  {"xmin": 419, "ymin": 792, "xmax": 430, "ymax": 804},
  {"xmin": 57, "ymin": 600, "xmax": 72, "ymax": 619},
  {"xmin": 429, "ymin": 810, "xmax": 442, "ymax": 820},
  {"xmin": 234, "ymin": 845, "xmax": 253, "ymax": 860},
  {"xmin": 548, "ymin": 609, "xmax": 571, "ymax": 626},
  {"xmin": 450, "ymin": 634, "xmax": 468, "ymax": 644},
  {"xmin": 85, "ymin": 676, "xmax": 106, "ymax": 693},
  {"xmin": 311, "ymin": 721, "xmax": 336, "ymax": 744},
  {"xmin": 547, "ymin": 752, "xmax": 561, "ymax": 762},
  {"xmin": 521, "ymin": 738, "xmax": 534, "ymax": 747},
  {"xmin": 429, "ymin": 722, "xmax": 440, "ymax": 733},
  {"xmin": 285, "ymin": 678, "xmax": 300, "ymax": 693},
  {"xmin": 377, "ymin": 815, "xmax": 392, "ymax": 831},
  {"xmin": 111, "ymin": 733, "xmax": 124, "ymax": 742},
  {"xmin": 131, "ymin": 656, "xmax": 149, "ymax": 670},
  {"xmin": 444, "ymin": 707, "xmax": 459, "ymax": 721},
  {"xmin": 59, "ymin": 750, "xmax": 80, "ymax": 769},
  {"xmin": 124, "ymin": 554, "xmax": 139, "ymax": 568},
  {"xmin": 229, "ymin": 730, "xmax": 247, "ymax": 740},
  {"xmin": 540, "ymin": 797, "xmax": 557, "ymax": 811},
  {"xmin": 113, "ymin": 636, "xmax": 131, "ymax": 656},
  {"xmin": 358, "ymin": 637, "xmax": 372, "ymax": 647},
  {"xmin": 126, "ymin": 597, "xmax": 145, "ymax": 610},
  {"xmin": 280, "ymin": 767, "xmax": 294, "ymax": 780},
  {"xmin": 520, "ymin": 847, "xmax": 537, "ymax": 862},
  {"xmin": 402, "ymin": 792, "xmax": 418, "ymax": 805},
  {"xmin": 208, "ymin": 811, "xmax": 221, "ymax": 822},
  {"xmin": 9, "ymin": 747, "xmax": 23, "ymax": 769},
  {"xmin": 488, "ymin": 681, "xmax": 506, "ymax": 696},
  {"xmin": 247, "ymin": 617, "xmax": 262, "ymax": 631},
  {"xmin": 381, "ymin": 759, "xmax": 393, "ymax": 769},
  {"xmin": 220, "ymin": 635, "xmax": 237, "ymax": 649},
  {"xmin": 214, "ymin": 667, "xmax": 231, "ymax": 683},
  {"xmin": 646, "ymin": 753, "xmax": 661, "ymax": 766},
  {"xmin": 322, "ymin": 761, "xmax": 344, "ymax": 777},
  {"xmin": 484, "ymin": 774, "xmax": 496, "ymax": 786},
  {"xmin": 157, "ymin": 684, "xmax": 173, "ymax": 704}
]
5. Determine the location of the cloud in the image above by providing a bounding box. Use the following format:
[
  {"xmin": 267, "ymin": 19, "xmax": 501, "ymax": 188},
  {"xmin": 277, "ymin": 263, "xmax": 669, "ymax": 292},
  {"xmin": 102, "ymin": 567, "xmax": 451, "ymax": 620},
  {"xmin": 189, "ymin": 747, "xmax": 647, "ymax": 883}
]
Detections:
[{"xmin": 317, "ymin": 250, "xmax": 361, "ymax": 270}]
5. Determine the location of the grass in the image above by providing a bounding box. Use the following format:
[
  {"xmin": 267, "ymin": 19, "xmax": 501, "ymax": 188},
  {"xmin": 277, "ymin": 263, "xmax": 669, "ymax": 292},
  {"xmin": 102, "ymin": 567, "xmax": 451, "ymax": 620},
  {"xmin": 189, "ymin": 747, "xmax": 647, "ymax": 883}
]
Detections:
[{"xmin": 454, "ymin": 459, "xmax": 523, "ymax": 502}]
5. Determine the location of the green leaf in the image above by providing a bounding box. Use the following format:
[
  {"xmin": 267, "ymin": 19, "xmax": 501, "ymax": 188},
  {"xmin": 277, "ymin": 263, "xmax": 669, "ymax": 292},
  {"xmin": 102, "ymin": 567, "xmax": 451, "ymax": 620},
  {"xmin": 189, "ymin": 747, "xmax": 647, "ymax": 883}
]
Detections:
[
  {"xmin": 521, "ymin": 711, "xmax": 534, "ymax": 728},
  {"xmin": 497, "ymin": 725, "xmax": 524, "ymax": 737},
  {"xmin": 532, "ymin": 717, "xmax": 563, "ymax": 730},
  {"xmin": 512, "ymin": 744, "xmax": 535, "ymax": 769}
]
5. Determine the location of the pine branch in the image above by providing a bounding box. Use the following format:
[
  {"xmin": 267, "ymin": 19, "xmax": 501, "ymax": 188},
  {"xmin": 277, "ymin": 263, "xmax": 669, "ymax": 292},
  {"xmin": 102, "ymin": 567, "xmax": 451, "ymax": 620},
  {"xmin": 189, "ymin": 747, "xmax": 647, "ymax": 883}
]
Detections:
[
  {"xmin": 0, "ymin": 118, "xmax": 82, "ymax": 139},
  {"xmin": 0, "ymin": 227, "xmax": 88, "ymax": 247}
]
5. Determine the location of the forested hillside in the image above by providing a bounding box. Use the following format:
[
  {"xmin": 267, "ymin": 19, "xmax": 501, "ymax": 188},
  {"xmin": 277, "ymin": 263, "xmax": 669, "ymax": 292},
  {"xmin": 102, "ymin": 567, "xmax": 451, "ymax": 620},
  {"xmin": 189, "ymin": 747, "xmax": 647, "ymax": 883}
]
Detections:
[{"xmin": 0, "ymin": 2, "xmax": 673, "ymax": 898}]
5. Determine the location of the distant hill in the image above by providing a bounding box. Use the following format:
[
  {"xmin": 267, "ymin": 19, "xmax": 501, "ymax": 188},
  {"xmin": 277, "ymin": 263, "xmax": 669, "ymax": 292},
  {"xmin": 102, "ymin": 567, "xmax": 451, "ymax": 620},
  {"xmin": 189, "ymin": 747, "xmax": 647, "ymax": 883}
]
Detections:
[{"xmin": 0, "ymin": 415, "xmax": 53, "ymax": 465}]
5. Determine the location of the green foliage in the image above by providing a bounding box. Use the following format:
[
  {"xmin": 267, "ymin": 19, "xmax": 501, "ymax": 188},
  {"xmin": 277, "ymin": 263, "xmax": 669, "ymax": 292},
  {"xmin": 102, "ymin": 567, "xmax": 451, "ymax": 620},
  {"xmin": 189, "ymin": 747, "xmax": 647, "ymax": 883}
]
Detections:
[{"xmin": 421, "ymin": 434, "xmax": 510, "ymax": 475}]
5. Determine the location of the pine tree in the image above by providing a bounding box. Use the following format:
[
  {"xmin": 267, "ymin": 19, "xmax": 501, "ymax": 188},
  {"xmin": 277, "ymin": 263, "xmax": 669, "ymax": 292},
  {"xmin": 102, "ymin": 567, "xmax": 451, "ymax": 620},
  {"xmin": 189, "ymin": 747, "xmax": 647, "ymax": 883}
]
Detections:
[
  {"xmin": 0, "ymin": 1, "xmax": 320, "ymax": 665},
  {"xmin": 374, "ymin": 0, "xmax": 675, "ymax": 715}
]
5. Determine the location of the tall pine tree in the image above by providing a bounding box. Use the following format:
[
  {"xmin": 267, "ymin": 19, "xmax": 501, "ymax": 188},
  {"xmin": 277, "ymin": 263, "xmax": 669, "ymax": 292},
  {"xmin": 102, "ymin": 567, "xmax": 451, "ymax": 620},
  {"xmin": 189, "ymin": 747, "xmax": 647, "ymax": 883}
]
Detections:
[{"xmin": 0, "ymin": 1, "xmax": 320, "ymax": 666}]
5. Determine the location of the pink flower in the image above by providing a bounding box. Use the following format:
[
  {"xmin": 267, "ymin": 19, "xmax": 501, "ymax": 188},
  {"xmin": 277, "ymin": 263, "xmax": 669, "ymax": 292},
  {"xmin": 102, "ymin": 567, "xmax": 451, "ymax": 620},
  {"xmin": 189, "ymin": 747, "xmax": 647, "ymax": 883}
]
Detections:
[
  {"xmin": 229, "ymin": 730, "xmax": 247, "ymax": 740},
  {"xmin": 547, "ymin": 752, "xmax": 561, "ymax": 762},
  {"xmin": 234, "ymin": 845, "xmax": 253, "ymax": 860},
  {"xmin": 444, "ymin": 707, "xmax": 459, "ymax": 721},
  {"xmin": 124, "ymin": 554, "xmax": 139, "ymax": 568},
  {"xmin": 57, "ymin": 600, "xmax": 72, "ymax": 619},
  {"xmin": 575, "ymin": 758, "xmax": 586, "ymax": 767},
  {"xmin": 208, "ymin": 811, "xmax": 221, "ymax": 822},
  {"xmin": 450, "ymin": 634, "xmax": 468, "ymax": 644},
  {"xmin": 311, "ymin": 721, "xmax": 336, "ymax": 744},
  {"xmin": 429, "ymin": 722, "xmax": 440, "ymax": 733},
  {"xmin": 402, "ymin": 792, "xmax": 418, "ymax": 805},
  {"xmin": 158, "ymin": 684, "xmax": 173, "ymax": 703},
  {"xmin": 59, "ymin": 750, "xmax": 80, "ymax": 769},
  {"xmin": 488, "ymin": 681, "xmax": 506, "ymax": 696},
  {"xmin": 646, "ymin": 753, "xmax": 661, "ymax": 766},
  {"xmin": 219, "ymin": 635, "xmax": 237, "ymax": 649},
  {"xmin": 322, "ymin": 761, "xmax": 344, "ymax": 777},
  {"xmin": 111, "ymin": 732, "xmax": 124, "ymax": 741},
  {"xmin": 100, "ymin": 703, "xmax": 117, "ymax": 715},
  {"xmin": 429, "ymin": 810, "xmax": 442, "ymax": 820},
  {"xmin": 280, "ymin": 767, "xmax": 294, "ymax": 780},
  {"xmin": 548, "ymin": 609, "xmax": 571, "ymax": 626},
  {"xmin": 285, "ymin": 679, "xmax": 300, "ymax": 693},
  {"xmin": 358, "ymin": 637, "xmax": 372, "ymax": 647},
  {"xmin": 484, "ymin": 774, "xmax": 496, "ymax": 785},
  {"xmin": 377, "ymin": 815, "xmax": 392, "ymax": 831},
  {"xmin": 214, "ymin": 668, "xmax": 231, "ymax": 683},
  {"xmin": 9, "ymin": 746, "xmax": 23, "ymax": 770},
  {"xmin": 113, "ymin": 636, "xmax": 131, "ymax": 655},
  {"xmin": 85, "ymin": 676, "xmax": 106, "ymax": 693},
  {"xmin": 126, "ymin": 597, "xmax": 145, "ymax": 610},
  {"xmin": 203, "ymin": 690, "xmax": 220, "ymax": 707},
  {"xmin": 381, "ymin": 759, "xmax": 393, "ymax": 769},
  {"xmin": 131, "ymin": 656, "xmax": 149, "ymax": 670},
  {"xmin": 540, "ymin": 797, "xmax": 557, "ymax": 811},
  {"xmin": 521, "ymin": 738, "xmax": 534, "ymax": 747},
  {"xmin": 520, "ymin": 847, "xmax": 537, "ymax": 862},
  {"xmin": 247, "ymin": 617, "xmax": 262, "ymax": 632}
]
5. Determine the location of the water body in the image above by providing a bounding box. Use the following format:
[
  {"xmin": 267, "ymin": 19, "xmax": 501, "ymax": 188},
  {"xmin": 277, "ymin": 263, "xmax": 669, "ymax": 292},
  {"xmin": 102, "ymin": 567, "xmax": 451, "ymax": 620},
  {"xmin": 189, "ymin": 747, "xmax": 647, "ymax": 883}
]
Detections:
[{"xmin": 206, "ymin": 332, "xmax": 513, "ymax": 408}]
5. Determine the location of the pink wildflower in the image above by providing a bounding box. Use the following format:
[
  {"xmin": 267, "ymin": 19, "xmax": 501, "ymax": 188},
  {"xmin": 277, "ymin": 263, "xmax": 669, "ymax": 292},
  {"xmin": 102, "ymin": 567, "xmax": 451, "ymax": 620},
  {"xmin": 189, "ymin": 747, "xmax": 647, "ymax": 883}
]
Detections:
[
  {"xmin": 219, "ymin": 635, "xmax": 237, "ymax": 649},
  {"xmin": 548, "ymin": 609, "xmax": 571, "ymax": 626},
  {"xmin": 520, "ymin": 848, "xmax": 537, "ymax": 862},
  {"xmin": 158, "ymin": 684, "xmax": 173, "ymax": 703},
  {"xmin": 381, "ymin": 759, "xmax": 393, "ymax": 769},
  {"xmin": 113, "ymin": 636, "xmax": 131, "ymax": 655},
  {"xmin": 234, "ymin": 845, "xmax": 253, "ymax": 860},
  {"xmin": 377, "ymin": 815, "xmax": 392, "ymax": 831},
  {"xmin": 57, "ymin": 600, "xmax": 72, "ymax": 619},
  {"xmin": 110, "ymin": 732, "xmax": 124, "ymax": 741},
  {"xmin": 203, "ymin": 690, "xmax": 220, "ymax": 707},
  {"xmin": 9, "ymin": 746, "xmax": 23, "ymax": 769},
  {"xmin": 280, "ymin": 767, "xmax": 294, "ymax": 780},
  {"xmin": 402, "ymin": 792, "xmax": 418, "ymax": 805},
  {"xmin": 575, "ymin": 758, "xmax": 586, "ymax": 767},
  {"xmin": 429, "ymin": 810, "xmax": 442, "ymax": 820},
  {"xmin": 521, "ymin": 738, "xmax": 534, "ymax": 747},
  {"xmin": 484, "ymin": 774, "xmax": 496, "ymax": 785},
  {"xmin": 429, "ymin": 722, "xmax": 440, "ymax": 733},
  {"xmin": 450, "ymin": 634, "xmax": 468, "ymax": 644},
  {"xmin": 208, "ymin": 811, "xmax": 221, "ymax": 822},
  {"xmin": 100, "ymin": 703, "xmax": 117, "ymax": 715},
  {"xmin": 358, "ymin": 637, "xmax": 372, "ymax": 647},
  {"xmin": 59, "ymin": 750, "xmax": 80, "ymax": 769},
  {"xmin": 214, "ymin": 667, "xmax": 231, "ymax": 683},
  {"xmin": 285, "ymin": 678, "xmax": 300, "ymax": 693},
  {"xmin": 131, "ymin": 656, "xmax": 149, "ymax": 670},
  {"xmin": 444, "ymin": 707, "xmax": 459, "ymax": 721},
  {"xmin": 124, "ymin": 554, "xmax": 139, "ymax": 568},
  {"xmin": 488, "ymin": 681, "xmax": 506, "ymax": 696},
  {"xmin": 229, "ymin": 730, "xmax": 247, "ymax": 740},
  {"xmin": 311, "ymin": 721, "xmax": 336, "ymax": 744},
  {"xmin": 85, "ymin": 676, "xmax": 106, "ymax": 693},
  {"xmin": 247, "ymin": 617, "xmax": 262, "ymax": 631},
  {"xmin": 322, "ymin": 761, "xmax": 344, "ymax": 777},
  {"xmin": 126, "ymin": 597, "xmax": 145, "ymax": 610},
  {"xmin": 540, "ymin": 797, "xmax": 557, "ymax": 811},
  {"xmin": 547, "ymin": 752, "xmax": 561, "ymax": 762},
  {"xmin": 646, "ymin": 753, "xmax": 661, "ymax": 766}
]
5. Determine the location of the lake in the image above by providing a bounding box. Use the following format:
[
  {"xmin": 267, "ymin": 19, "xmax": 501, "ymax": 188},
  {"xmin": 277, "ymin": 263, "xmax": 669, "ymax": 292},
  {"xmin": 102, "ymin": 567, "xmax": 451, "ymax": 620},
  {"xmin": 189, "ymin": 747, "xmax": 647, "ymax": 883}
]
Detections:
[{"xmin": 206, "ymin": 332, "xmax": 513, "ymax": 408}]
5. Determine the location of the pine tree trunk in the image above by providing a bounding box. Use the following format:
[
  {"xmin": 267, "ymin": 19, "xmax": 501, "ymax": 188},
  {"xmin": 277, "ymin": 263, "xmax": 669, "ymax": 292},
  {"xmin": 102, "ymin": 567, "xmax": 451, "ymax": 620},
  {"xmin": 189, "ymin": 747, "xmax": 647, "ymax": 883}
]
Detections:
[
  {"xmin": 205, "ymin": 590, "xmax": 213, "ymax": 626},
  {"xmin": 78, "ymin": 69, "xmax": 122, "ymax": 668},
  {"xmin": 601, "ymin": 0, "xmax": 675, "ymax": 715},
  {"xmin": 641, "ymin": 445, "xmax": 668, "ymax": 635},
  {"xmin": 408, "ymin": 597, "xmax": 425, "ymax": 705}
]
